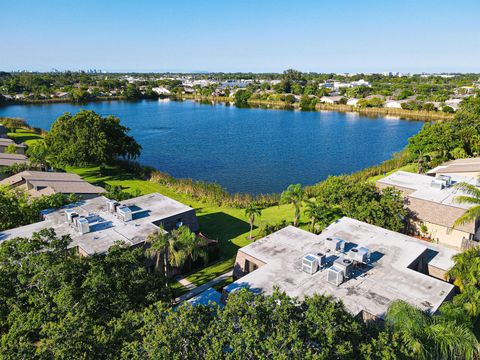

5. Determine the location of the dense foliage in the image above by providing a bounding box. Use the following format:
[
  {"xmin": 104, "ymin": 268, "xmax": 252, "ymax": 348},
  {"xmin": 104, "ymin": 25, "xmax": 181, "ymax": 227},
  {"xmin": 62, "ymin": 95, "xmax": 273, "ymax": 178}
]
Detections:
[
  {"xmin": 0, "ymin": 230, "xmax": 170, "ymax": 359},
  {"xmin": 306, "ymin": 176, "xmax": 407, "ymax": 232},
  {"xmin": 45, "ymin": 110, "xmax": 141, "ymax": 167},
  {"xmin": 0, "ymin": 186, "xmax": 76, "ymax": 231},
  {"xmin": 408, "ymin": 97, "xmax": 480, "ymax": 165}
]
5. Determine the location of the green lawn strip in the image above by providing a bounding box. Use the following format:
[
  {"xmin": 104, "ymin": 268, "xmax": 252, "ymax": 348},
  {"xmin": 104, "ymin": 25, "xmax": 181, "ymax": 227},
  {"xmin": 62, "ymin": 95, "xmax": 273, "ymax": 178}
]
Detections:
[
  {"xmin": 7, "ymin": 129, "xmax": 44, "ymax": 146},
  {"xmin": 367, "ymin": 163, "xmax": 418, "ymax": 183},
  {"xmin": 67, "ymin": 165, "xmax": 307, "ymax": 286}
]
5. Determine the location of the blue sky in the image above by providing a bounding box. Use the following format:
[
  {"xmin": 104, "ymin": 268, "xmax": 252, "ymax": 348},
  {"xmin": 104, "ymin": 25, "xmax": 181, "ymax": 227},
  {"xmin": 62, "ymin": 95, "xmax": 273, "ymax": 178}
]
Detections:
[{"xmin": 1, "ymin": 0, "xmax": 479, "ymax": 73}]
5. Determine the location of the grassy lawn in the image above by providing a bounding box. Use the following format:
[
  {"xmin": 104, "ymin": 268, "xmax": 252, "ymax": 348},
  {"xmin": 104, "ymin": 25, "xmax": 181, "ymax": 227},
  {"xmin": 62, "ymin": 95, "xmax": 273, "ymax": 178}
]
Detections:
[
  {"xmin": 7, "ymin": 128, "xmax": 44, "ymax": 146},
  {"xmin": 367, "ymin": 163, "xmax": 418, "ymax": 183},
  {"xmin": 67, "ymin": 165, "xmax": 305, "ymax": 287}
]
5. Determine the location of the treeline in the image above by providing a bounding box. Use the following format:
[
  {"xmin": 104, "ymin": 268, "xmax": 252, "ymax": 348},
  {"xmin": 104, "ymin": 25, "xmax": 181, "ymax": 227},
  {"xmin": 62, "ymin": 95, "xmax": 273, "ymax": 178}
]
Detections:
[{"xmin": 0, "ymin": 231, "xmax": 478, "ymax": 359}]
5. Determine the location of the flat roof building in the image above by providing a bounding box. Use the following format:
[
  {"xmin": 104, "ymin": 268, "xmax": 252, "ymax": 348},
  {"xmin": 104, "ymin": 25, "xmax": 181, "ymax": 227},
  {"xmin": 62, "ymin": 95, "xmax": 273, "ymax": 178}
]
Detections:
[
  {"xmin": 377, "ymin": 171, "xmax": 479, "ymax": 249},
  {"xmin": 0, "ymin": 138, "xmax": 26, "ymax": 154},
  {"xmin": 0, "ymin": 153, "xmax": 30, "ymax": 167},
  {"xmin": 0, "ymin": 192, "xmax": 200, "ymax": 256},
  {"xmin": 0, "ymin": 171, "xmax": 105, "ymax": 198},
  {"xmin": 427, "ymin": 158, "xmax": 480, "ymax": 179},
  {"xmin": 226, "ymin": 217, "xmax": 457, "ymax": 322}
]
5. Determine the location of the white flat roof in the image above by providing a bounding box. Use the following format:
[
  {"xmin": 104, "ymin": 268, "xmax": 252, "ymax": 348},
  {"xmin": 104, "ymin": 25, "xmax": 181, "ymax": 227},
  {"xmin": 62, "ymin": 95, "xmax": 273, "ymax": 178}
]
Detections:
[
  {"xmin": 377, "ymin": 171, "xmax": 476, "ymax": 209},
  {"xmin": 0, "ymin": 193, "xmax": 196, "ymax": 255},
  {"xmin": 226, "ymin": 217, "xmax": 457, "ymax": 319}
]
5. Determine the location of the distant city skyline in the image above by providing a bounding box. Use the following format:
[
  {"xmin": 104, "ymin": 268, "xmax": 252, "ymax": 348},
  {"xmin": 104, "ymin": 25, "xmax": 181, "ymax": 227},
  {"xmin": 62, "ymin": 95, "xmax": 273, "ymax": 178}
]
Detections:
[{"xmin": 2, "ymin": 0, "xmax": 479, "ymax": 73}]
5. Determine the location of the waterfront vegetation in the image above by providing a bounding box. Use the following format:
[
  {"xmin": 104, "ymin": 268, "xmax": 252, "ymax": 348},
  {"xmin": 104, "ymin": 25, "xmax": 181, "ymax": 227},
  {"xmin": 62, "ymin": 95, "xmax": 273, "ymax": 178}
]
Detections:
[{"xmin": 1, "ymin": 95, "xmax": 480, "ymax": 358}]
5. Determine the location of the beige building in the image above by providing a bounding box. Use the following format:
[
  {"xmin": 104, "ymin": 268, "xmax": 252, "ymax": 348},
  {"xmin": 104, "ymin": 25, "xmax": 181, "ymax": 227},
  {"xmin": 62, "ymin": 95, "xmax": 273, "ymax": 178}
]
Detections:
[
  {"xmin": 0, "ymin": 138, "xmax": 26, "ymax": 154},
  {"xmin": 427, "ymin": 158, "xmax": 480, "ymax": 179},
  {"xmin": 0, "ymin": 171, "xmax": 105, "ymax": 198},
  {"xmin": 0, "ymin": 153, "xmax": 30, "ymax": 168},
  {"xmin": 226, "ymin": 217, "xmax": 457, "ymax": 322},
  {"xmin": 377, "ymin": 171, "xmax": 480, "ymax": 249}
]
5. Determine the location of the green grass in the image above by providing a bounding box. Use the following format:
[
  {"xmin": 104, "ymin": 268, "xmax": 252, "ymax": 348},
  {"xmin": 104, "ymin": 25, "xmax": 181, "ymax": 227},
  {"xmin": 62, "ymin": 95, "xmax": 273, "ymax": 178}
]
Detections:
[
  {"xmin": 67, "ymin": 165, "xmax": 306, "ymax": 286},
  {"xmin": 367, "ymin": 163, "xmax": 418, "ymax": 183},
  {"xmin": 7, "ymin": 128, "xmax": 44, "ymax": 146}
]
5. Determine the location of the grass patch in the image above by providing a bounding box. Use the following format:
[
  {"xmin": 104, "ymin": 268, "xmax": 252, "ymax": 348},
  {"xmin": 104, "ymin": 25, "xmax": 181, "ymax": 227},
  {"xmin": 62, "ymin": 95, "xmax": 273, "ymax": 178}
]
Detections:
[
  {"xmin": 67, "ymin": 165, "xmax": 305, "ymax": 286},
  {"xmin": 7, "ymin": 129, "xmax": 44, "ymax": 146}
]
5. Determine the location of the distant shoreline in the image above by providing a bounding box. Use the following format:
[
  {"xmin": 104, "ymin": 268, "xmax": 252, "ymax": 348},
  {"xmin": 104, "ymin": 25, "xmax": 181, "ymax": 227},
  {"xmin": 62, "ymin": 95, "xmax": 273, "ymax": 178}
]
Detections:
[{"xmin": 1, "ymin": 95, "xmax": 453, "ymax": 122}]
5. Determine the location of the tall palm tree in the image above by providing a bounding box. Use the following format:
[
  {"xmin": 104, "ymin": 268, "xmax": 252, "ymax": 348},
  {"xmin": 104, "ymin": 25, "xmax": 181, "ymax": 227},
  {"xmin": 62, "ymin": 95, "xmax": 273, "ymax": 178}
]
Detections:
[
  {"xmin": 386, "ymin": 300, "xmax": 479, "ymax": 360},
  {"xmin": 146, "ymin": 226, "xmax": 170, "ymax": 281},
  {"xmin": 452, "ymin": 182, "xmax": 480, "ymax": 228},
  {"xmin": 244, "ymin": 203, "xmax": 262, "ymax": 239},
  {"xmin": 280, "ymin": 184, "xmax": 305, "ymax": 227},
  {"xmin": 304, "ymin": 199, "xmax": 322, "ymax": 233}
]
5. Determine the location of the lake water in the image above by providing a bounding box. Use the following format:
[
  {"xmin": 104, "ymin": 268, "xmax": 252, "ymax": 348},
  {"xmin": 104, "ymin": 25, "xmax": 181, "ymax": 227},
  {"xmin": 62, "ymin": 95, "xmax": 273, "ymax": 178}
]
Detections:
[{"xmin": 0, "ymin": 100, "xmax": 423, "ymax": 194}]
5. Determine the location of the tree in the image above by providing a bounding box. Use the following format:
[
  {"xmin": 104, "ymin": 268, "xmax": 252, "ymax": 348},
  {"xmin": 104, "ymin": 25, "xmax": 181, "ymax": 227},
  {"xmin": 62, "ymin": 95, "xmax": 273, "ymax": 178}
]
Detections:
[
  {"xmin": 280, "ymin": 184, "xmax": 305, "ymax": 227},
  {"xmin": 147, "ymin": 226, "xmax": 207, "ymax": 278},
  {"xmin": 26, "ymin": 140, "xmax": 49, "ymax": 170},
  {"xmin": 45, "ymin": 110, "xmax": 141, "ymax": 167},
  {"xmin": 244, "ymin": 203, "xmax": 262, "ymax": 239},
  {"xmin": 234, "ymin": 89, "xmax": 251, "ymax": 106},
  {"xmin": 385, "ymin": 300, "xmax": 479, "ymax": 360},
  {"xmin": 447, "ymin": 248, "xmax": 480, "ymax": 318},
  {"xmin": 4, "ymin": 143, "xmax": 17, "ymax": 154},
  {"xmin": 0, "ymin": 186, "xmax": 73, "ymax": 231},
  {"xmin": 304, "ymin": 199, "xmax": 342, "ymax": 234},
  {"xmin": 452, "ymin": 182, "xmax": 480, "ymax": 229},
  {"xmin": 0, "ymin": 229, "xmax": 169, "ymax": 359}
]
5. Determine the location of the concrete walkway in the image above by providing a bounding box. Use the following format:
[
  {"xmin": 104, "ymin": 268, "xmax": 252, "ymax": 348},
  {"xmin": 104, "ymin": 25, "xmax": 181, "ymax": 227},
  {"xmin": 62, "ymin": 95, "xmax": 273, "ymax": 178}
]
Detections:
[{"xmin": 174, "ymin": 270, "xmax": 233, "ymax": 303}]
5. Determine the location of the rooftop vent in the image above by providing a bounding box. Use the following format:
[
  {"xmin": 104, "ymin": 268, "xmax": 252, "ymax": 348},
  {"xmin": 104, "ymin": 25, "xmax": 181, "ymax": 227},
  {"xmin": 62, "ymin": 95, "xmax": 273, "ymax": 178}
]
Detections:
[
  {"xmin": 76, "ymin": 217, "xmax": 90, "ymax": 234},
  {"xmin": 65, "ymin": 209, "xmax": 78, "ymax": 223},
  {"xmin": 117, "ymin": 205, "xmax": 132, "ymax": 222},
  {"xmin": 302, "ymin": 253, "xmax": 326, "ymax": 275},
  {"xmin": 324, "ymin": 237, "xmax": 345, "ymax": 252},
  {"xmin": 346, "ymin": 246, "xmax": 370, "ymax": 264}
]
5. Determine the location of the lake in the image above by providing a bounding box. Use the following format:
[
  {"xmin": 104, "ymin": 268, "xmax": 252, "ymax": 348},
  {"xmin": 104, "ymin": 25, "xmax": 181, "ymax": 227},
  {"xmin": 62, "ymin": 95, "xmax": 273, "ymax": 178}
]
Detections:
[{"xmin": 0, "ymin": 100, "xmax": 424, "ymax": 194}]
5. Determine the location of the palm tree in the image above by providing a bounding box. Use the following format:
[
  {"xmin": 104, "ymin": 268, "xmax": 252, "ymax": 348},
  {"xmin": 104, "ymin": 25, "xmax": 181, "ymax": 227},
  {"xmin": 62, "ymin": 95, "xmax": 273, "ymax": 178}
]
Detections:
[
  {"xmin": 170, "ymin": 226, "xmax": 208, "ymax": 271},
  {"xmin": 147, "ymin": 226, "xmax": 208, "ymax": 279},
  {"xmin": 452, "ymin": 182, "xmax": 480, "ymax": 228},
  {"xmin": 146, "ymin": 226, "xmax": 170, "ymax": 281},
  {"xmin": 304, "ymin": 199, "xmax": 322, "ymax": 233},
  {"xmin": 386, "ymin": 300, "xmax": 479, "ymax": 360},
  {"xmin": 244, "ymin": 203, "xmax": 262, "ymax": 239},
  {"xmin": 447, "ymin": 248, "xmax": 480, "ymax": 318},
  {"xmin": 280, "ymin": 184, "xmax": 305, "ymax": 227}
]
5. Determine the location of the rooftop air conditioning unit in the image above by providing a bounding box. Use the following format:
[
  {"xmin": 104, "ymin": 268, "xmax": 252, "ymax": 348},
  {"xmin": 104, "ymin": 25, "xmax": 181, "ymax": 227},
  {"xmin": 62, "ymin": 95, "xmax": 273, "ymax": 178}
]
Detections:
[
  {"xmin": 65, "ymin": 209, "xmax": 78, "ymax": 223},
  {"xmin": 302, "ymin": 253, "xmax": 326, "ymax": 274},
  {"xmin": 430, "ymin": 179, "xmax": 446, "ymax": 190},
  {"xmin": 327, "ymin": 266, "xmax": 344, "ymax": 286},
  {"xmin": 76, "ymin": 217, "xmax": 90, "ymax": 235},
  {"xmin": 437, "ymin": 174, "xmax": 452, "ymax": 186},
  {"xmin": 324, "ymin": 237, "xmax": 345, "ymax": 252},
  {"xmin": 106, "ymin": 200, "xmax": 119, "ymax": 213},
  {"xmin": 334, "ymin": 257, "xmax": 353, "ymax": 278},
  {"xmin": 117, "ymin": 206, "xmax": 133, "ymax": 222},
  {"xmin": 346, "ymin": 246, "xmax": 370, "ymax": 264}
]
